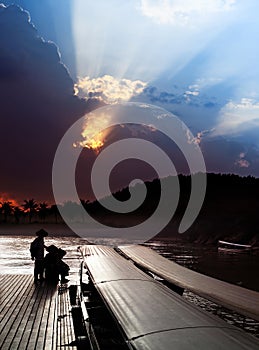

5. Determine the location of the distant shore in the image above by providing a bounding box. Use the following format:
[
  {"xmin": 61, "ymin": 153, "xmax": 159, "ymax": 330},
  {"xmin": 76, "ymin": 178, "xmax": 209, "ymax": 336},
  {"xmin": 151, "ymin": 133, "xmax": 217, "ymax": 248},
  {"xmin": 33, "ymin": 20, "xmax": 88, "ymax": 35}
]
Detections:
[{"xmin": 0, "ymin": 223, "xmax": 78, "ymax": 237}]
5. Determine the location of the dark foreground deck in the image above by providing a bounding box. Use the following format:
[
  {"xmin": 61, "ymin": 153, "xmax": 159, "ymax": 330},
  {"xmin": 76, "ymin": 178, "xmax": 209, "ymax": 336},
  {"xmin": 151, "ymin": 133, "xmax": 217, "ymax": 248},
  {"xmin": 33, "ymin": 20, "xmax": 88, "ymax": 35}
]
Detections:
[
  {"xmin": 0, "ymin": 274, "xmax": 76, "ymax": 350},
  {"xmin": 1, "ymin": 245, "xmax": 259, "ymax": 350}
]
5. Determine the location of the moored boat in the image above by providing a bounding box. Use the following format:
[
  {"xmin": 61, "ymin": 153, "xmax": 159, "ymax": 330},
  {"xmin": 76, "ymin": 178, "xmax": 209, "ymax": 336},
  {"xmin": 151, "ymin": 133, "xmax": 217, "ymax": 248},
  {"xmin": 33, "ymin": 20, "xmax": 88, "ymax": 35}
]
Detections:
[{"xmin": 218, "ymin": 240, "xmax": 252, "ymax": 253}]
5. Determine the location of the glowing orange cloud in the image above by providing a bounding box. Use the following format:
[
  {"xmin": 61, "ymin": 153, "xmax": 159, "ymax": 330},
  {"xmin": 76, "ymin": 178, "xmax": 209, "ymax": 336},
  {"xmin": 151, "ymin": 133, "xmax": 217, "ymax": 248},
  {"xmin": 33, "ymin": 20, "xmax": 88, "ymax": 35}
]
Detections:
[
  {"xmin": 0, "ymin": 194, "xmax": 19, "ymax": 207},
  {"xmin": 74, "ymin": 111, "xmax": 112, "ymax": 152}
]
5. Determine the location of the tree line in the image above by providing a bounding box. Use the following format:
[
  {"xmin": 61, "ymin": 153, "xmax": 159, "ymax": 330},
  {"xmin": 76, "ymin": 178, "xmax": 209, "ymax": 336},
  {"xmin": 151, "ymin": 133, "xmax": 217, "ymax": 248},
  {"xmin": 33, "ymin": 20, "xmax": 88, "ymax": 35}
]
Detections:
[
  {"xmin": 1, "ymin": 172, "xmax": 259, "ymax": 225},
  {"xmin": 0, "ymin": 199, "xmax": 59, "ymax": 224}
]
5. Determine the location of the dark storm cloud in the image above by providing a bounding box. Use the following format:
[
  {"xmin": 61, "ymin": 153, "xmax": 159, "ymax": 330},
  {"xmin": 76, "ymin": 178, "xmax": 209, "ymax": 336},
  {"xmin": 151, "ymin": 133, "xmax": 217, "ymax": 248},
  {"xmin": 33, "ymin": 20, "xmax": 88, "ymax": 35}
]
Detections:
[
  {"xmin": 0, "ymin": 5, "xmax": 88, "ymax": 201},
  {"xmin": 1, "ymin": 0, "xmax": 77, "ymax": 79}
]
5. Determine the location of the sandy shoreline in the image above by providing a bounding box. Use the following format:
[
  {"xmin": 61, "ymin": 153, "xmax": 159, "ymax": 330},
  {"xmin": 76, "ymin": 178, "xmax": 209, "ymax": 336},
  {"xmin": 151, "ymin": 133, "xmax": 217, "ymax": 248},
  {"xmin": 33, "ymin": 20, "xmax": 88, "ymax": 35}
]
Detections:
[{"xmin": 0, "ymin": 223, "xmax": 78, "ymax": 237}]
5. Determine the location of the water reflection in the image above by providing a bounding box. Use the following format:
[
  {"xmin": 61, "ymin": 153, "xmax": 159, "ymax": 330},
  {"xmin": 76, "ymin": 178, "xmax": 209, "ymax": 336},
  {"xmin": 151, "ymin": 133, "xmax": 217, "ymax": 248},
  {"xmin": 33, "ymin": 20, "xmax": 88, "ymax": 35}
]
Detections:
[
  {"xmin": 0, "ymin": 236, "xmax": 86, "ymax": 274},
  {"xmin": 0, "ymin": 236, "xmax": 143, "ymax": 274}
]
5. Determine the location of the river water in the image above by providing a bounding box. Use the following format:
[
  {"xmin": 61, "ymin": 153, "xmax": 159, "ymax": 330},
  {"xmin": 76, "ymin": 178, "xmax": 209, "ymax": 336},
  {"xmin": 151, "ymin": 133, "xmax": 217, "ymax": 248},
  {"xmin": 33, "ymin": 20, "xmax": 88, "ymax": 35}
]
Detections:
[{"xmin": 0, "ymin": 235, "xmax": 258, "ymax": 338}]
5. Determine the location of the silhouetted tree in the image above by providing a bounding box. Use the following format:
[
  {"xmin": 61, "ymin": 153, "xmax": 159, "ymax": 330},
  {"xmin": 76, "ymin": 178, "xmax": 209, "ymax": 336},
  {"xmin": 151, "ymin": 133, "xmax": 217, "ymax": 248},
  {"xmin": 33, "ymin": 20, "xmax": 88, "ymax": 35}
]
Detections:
[
  {"xmin": 13, "ymin": 206, "xmax": 23, "ymax": 224},
  {"xmin": 0, "ymin": 201, "xmax": 13, "ymax": 223},
  {"xmin": 23, "ymin": 199, "xmax": 38, "ymax": 223},
  {"xmin": 38, "ymin": 202, "xmax": 48, "ymax": 222},
  {"xmin": 50, "ymin": 204, "xmax": 59, "ymax": 224}
]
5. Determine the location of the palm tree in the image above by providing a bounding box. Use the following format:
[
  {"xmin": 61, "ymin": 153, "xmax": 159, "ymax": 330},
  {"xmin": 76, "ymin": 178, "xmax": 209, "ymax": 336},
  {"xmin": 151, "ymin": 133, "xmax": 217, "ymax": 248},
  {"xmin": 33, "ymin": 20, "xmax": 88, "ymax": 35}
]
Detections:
[
  {"xmin": 0, "ymin": 201, "xmax": 13, "ymax": 223},
  {"xmin": 38, "ymin": 202, "xmax": 49, "ymax": 223},
  {"xmin": 50, "ymin": 204, "xmax": 59, "ymax": 224},
  {"xmin": 23, "ymin": 199, "xmax": 38, "ymax": 223},
  {"xmin": 13, "ymin": 206, "xmax": 23, "ymax": 224}
]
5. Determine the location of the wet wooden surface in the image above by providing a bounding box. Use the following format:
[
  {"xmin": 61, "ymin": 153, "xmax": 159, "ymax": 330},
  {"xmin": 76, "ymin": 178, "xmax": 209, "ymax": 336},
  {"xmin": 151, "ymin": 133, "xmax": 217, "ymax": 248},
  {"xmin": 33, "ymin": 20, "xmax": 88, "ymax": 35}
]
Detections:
[
  {"xmin": 81, "ymin": 245, "xmax": 259, "ymax": 350},
  {"xmin": 0, "ymin": 274, "xmax": 76, "ymax": 350},
  {"xmin": 119, "ymin": 245, "xmax": 259, "ymax": 321}
]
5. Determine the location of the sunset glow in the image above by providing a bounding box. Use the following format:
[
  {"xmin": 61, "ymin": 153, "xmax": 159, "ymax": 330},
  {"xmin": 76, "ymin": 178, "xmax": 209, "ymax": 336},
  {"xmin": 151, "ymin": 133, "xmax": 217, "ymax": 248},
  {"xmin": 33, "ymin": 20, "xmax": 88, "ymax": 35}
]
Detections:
[
  {"xmin": 80, "ymin": 131, "xmax": 105, "ymax": 151},
  {"xmin": 73, "ymin": 112, "xmax": 112, "ymax": 151},
  {"xmin": 0, "ymin": 195, "xmax": 19, "ymax": 207}
]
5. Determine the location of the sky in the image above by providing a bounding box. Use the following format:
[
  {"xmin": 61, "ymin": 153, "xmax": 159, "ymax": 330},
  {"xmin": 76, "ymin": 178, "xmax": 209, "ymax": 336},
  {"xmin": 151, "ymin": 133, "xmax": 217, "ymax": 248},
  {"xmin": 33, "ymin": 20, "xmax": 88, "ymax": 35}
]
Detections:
[{"xmin": 1, "ymin": 0, "xmax": 259, "ymax": 204}]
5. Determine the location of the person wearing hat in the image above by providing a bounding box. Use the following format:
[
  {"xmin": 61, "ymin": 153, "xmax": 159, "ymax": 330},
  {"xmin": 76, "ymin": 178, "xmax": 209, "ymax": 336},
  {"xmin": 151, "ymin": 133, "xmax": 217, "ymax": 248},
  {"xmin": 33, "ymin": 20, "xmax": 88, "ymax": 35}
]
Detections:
[
  {"xmin": 30, "ymin": 229, "xmax": 48, "ymax": 283},
  {"xmin": 44, "ymin": 245, "xmax": 69, "ymax": 284}
]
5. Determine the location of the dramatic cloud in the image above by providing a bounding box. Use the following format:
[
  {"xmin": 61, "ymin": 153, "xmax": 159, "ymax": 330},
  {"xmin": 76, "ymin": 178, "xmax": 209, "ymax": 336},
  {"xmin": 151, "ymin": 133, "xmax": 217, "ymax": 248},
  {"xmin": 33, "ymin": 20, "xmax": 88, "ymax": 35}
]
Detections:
[
  {"xmin": 0, "ymin": 5, "xmax": 87, "ymax": 201},
  {"xmin": 75, "ymin": 75, "xmax": 147, "ymax": 104},
  {"xmin": 139, "ymin": 0, "xmax": 236, "ymax": 25},
  {"xmin": 131, "ymin": 84, "xmax": 259, "ymax": 175},
  {"xmin": 214, "ymin": 99, "xmax": 259, "ymax": 137},
  {"xmin": 1, "ymin": 1, "xmax": 259, "ymax": 205}
]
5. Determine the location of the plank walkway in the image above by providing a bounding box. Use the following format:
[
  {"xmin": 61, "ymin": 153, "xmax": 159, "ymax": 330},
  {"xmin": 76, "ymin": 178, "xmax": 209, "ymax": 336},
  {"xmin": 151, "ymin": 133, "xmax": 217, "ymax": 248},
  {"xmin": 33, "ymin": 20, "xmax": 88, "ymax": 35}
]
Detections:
[
  {"xmin": 81, "ymin": 245, "xmax": 259, "ymax": 350},
  {"xmin": 119, "ymin": 245, "xmax": 259, "ymax": 321},
  {"xmin": 0, "ymin": 274, "xmax": 76, "ymax": 350}
]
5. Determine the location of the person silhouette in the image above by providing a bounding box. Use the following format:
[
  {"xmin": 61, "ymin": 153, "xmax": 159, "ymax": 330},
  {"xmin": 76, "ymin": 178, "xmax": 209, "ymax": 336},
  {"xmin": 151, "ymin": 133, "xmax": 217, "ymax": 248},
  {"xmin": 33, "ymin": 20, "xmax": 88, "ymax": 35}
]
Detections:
[
  {"xmin": 30, "ymin": 229, "xmax": 48, "ymax": 283},
  {"xmin": 44, "ymin": 245, "xmax": 69, "ymax": 284}
]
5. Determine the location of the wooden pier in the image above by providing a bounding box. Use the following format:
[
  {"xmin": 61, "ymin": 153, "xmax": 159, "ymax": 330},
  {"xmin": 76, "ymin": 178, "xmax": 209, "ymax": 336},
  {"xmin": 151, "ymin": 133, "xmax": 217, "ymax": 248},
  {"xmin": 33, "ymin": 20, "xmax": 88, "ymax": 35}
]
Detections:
[
  {"xmin": 1, "ymin": 245, "xmax": 258, "ymax": 349},
  {"xmin": 0, "ymin": 275, "xmax": 76, "ymax": 350}
]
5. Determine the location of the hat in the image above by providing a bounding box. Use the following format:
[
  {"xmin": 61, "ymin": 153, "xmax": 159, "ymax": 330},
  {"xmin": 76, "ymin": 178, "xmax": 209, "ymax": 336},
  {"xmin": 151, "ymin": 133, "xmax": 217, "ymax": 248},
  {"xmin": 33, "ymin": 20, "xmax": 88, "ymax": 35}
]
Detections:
[
  {"xmin": 35, "ymin": 229, "xmax": 48, "ymax": 237},
  {"xmin": 58, "ymin": 248, "xmax": 66, "ymax": 258},
  {"xmin": 46, "ymin": 244, "xmax": 59, "ymax": 253}
]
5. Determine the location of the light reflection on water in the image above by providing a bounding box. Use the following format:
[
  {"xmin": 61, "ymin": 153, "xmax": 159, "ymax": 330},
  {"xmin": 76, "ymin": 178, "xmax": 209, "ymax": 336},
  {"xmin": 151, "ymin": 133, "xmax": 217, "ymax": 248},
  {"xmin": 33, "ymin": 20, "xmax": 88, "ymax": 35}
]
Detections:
[
  {"xmin": 0, "ymin": 236, "xmax": 85, "ymax": 274},
  {"xmin": 0, "ymin": 235, "xmax": 142, "ymax": 274}
]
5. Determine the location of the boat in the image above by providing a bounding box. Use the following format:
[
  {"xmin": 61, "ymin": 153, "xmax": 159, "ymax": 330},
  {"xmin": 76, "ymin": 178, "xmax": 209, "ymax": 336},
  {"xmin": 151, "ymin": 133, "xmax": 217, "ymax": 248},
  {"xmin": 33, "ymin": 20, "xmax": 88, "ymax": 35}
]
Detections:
[{"xmin": 218, "ymin": 240, "xmax": 252, "ymax": 253}]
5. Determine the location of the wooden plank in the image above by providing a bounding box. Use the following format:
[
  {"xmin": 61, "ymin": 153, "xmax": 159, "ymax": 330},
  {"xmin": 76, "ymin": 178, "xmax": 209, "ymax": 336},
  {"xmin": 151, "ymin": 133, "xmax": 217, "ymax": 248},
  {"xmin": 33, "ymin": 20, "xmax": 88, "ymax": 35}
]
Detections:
[
  {"xmin": 44, "ymin": 286, "xmax": 58, "ymax": 350},
  {"xmin": 0, "ymin": 277, "xmax": 35, "ymax": 348},
  {"xmin": 62, "ymin": 291, "xmax": 67, "ymax": 344},
  {"xmin": 27, "ymin": 284, "xmax": 49, "ymax": 349},
  {"xmin": 119, "ymin": 245, "xmax": 259, "ymax": 321},
  {"xmin": 0, "ymin": 275, "xmax": 15, "ymax": 304},
  {"xmin": 60, "ymin": 292, "xmax": 68, "ymax": 346},
  {"xmin": 36, "ymin": 286, "xmax": 54, "ymax": 349},
  {"xmin": 63, "ymin": 292, "xmax": 71, "ymax": 345},
  {"xmin": 0, "ymin": 275, "xmax": 77, "ymax": 350},
  {"xmin": 17, "ymin": 283, "xmax": 46, "ymax": 350},
  {"xmin": 81, "ymin": 245, "xmax": 259, "ymax": 350},
  {"xmin": 7, "ymin": 282, "xmax": 41, "ymax": 350},
  {"xmin": 0, "ymin": 274, "xmax": 28, "ymax": 314},
  {"xmin": 0, "ymin": 275, "xmax": 30, "ymax": 335},
  {"xmin": 0, "ymin": 277, "xmax": 58, "ymax": 350},
  {"xmin": 57, "ymin": 287, "xmax": 76, "ymax": 349}
]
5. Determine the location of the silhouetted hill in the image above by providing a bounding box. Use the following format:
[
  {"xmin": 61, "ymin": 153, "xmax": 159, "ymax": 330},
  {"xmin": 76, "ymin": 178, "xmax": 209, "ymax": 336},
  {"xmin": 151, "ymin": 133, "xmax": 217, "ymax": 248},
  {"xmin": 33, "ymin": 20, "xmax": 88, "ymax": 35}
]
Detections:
[
  {"xmin": 88, "ymin": 173, "xmax": 259, "ymax": 245},
  {"xmin": 3, "ymin": 173, "xmax": 258, "ymax": 244},
  {"xmin": 152, "ymin": 173, "xmax": 259, "ymax": 245}
]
